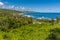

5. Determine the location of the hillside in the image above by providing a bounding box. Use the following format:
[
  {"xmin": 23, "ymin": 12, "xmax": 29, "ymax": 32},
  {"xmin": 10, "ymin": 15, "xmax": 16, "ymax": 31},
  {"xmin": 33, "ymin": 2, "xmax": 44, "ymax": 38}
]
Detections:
[{"xmin": 0, "ymin": 9, "xmax": 60, "ymax": 40}]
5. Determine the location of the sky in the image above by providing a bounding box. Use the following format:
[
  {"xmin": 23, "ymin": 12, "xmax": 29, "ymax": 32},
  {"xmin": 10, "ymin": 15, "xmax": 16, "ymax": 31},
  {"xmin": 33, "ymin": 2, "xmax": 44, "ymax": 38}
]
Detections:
[{"xmin": 0, "ymin": 0, "xmax": 60, "ymax": 12}]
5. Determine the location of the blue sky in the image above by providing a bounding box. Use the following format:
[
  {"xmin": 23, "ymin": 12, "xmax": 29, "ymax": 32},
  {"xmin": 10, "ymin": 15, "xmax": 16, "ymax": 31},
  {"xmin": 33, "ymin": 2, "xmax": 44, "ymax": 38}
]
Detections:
[{"xmin": 0, "ymin": 0, "xmax": 60, "ymax": 12}]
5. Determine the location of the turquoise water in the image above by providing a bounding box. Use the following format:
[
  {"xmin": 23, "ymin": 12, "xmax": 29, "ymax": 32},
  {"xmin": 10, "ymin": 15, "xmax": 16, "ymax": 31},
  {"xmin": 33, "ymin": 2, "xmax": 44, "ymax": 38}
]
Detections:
[{"xmin": 23, "ymin": 12, "xmax": 60, "ymax": 19}]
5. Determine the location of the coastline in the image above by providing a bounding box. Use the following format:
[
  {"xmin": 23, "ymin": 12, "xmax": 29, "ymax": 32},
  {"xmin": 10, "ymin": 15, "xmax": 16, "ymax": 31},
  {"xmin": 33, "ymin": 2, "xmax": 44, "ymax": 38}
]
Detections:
[{"xmin": 22, "ymin": 12, "xmax": 60, "ymax": 21}]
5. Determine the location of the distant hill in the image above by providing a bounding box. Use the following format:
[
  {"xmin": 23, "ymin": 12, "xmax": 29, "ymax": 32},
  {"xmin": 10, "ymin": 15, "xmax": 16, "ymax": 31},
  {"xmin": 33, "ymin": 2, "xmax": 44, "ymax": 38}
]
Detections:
[
  {"xmin": 0, "ymin": 9, "xmax": 38, "ymax": 16},
  {"xmin": 0, "ymin": 9, "xmax": 35, "ymax": 13},
  {"xmin": 0, "ymin": 9, "xmax": 23, "ymax": 14}
]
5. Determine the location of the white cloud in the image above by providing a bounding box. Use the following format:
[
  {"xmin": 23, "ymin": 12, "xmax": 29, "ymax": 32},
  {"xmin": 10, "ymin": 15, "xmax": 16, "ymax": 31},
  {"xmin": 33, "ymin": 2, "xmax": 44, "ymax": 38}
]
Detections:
[
  {"xmin": 10, "ymin": 5, "xmax": 15, "ymax": 8},
  {"xmin": 21, "ymin": 7, "xmax": 25, "ymax": 9},
  {"xmin": 15, "ymin": 6, "xmax": 19, "ymax": 9},
  {"xmin": 14, "ymin": 6, "xmax": 25, "ymax": 10},
  {"xmin": 8, "ymin": 5, "xmax": 15, "ymax": 9},
  {"xmin": 2, "ymin": 6, "xmax": 5, "ymax": 8},
  {"xmin": 0, "ymin": 4, "xmax": 32, "ymax": 11},
  {"xmin": 0, "ymin": 2, "xmax": 4, "ymax": 6}
]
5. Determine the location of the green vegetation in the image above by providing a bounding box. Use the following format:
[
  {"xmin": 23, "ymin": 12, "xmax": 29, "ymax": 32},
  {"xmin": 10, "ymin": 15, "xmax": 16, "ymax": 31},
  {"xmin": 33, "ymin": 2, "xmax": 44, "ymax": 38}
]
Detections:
[{"xmin": 0, "ymin": 9, "xmax": 60, "ymax": 40}]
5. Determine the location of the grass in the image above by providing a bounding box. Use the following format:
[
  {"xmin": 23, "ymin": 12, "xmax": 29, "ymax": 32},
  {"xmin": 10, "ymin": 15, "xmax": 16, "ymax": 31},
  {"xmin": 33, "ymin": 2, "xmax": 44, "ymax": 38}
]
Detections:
[
  {"xmin": 0, "ymin": 23, "xmax": 59, "ymax": 40},
  {"xmin": 0, "ymin": 10, "xmax": 60, "ymax": 40}
]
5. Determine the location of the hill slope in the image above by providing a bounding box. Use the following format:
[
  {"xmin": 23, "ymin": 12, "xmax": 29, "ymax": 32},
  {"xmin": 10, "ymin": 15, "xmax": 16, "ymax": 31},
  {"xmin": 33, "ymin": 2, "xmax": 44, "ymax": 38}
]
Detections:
[{"xmin": 0, "ymin": 9, "xmax": 60, "ymax": 40}]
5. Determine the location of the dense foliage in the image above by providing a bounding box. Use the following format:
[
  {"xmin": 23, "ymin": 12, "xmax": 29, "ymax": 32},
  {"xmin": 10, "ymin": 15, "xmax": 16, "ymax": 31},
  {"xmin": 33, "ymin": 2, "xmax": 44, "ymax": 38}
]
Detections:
[{"xmin": 0, "ymin": 9, "xmax": 60, "ymax": 40}]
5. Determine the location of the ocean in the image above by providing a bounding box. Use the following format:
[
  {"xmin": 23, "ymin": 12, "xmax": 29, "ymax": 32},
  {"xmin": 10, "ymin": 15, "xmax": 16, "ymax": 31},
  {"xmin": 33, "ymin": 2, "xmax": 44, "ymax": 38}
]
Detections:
[{"xmin": 23, "ymin": 12, "xmax": 60, "ymax": 19}]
